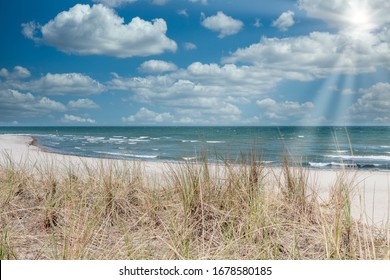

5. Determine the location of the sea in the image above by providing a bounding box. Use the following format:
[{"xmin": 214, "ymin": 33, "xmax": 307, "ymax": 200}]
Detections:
[{"xmin": 1, "ymin": 126, "xmax": 390, "ymax": 170}]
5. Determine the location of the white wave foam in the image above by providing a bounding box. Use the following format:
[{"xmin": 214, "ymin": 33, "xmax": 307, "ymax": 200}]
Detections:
[
  {"xmin": 330, "ymin": 162, "xmax": 358, "ymax": 168},
  {"xmin": 325, "ymin": 155, "xmax": 390, "ymax": 161},
  {"xmin": 85, "ymin": 136, "xmax": 105, "ymax": 142},
  {"xmin": 183, "ymin": 157, "xmax": 197, "ymax": 161},
  {"xmin": 298, "ymin": 135, "xmax": 305, "ymax": 138},
  {"xmin": 94, "ymin": 151, "xmax": 158, "ymax": 159},
  {"xmin": 332, "ymin": 150, "xmax": 349, "ymax": 153},
  {"xmin": 206, "ymin": 141, "xmax": 225, "ymax": 144},
  {"xmin": 182, "ymin": 140, "xmax": 200, "ymax": 143},
  {"xmin": 309, "ymin": 162, "xmax": 330, "ymax": 167},
  {"xmin": 129, "ymin": 138, "xmax": 150, "ymax": 142}
]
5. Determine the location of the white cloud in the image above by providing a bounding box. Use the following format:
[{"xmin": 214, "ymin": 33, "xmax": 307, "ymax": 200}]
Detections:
[
  {"xmin": 201, "ymin": 11, "xmax": 244, "ymax": 38},
  {"xmin": 2, "ymin": 73, "xmax": 105, "ymax": 96},
  {"xmin": 122, "ymin": 107, "xmax": 174, "ymax": 123},
  {"xmin": 92, "ymin": 0, "xmax": 137, "ymax": 7},
  {"xmin": 254, "ymin": 18, "xmax": 262, "ymax": 28},
  {"xmin": 348, "ymin": 82, "xmax": 390, "ymax": 123},
  {"xmin": 109, "ymin": 61, "xmax": 282, "ymax": 124},
  {"xmin": 62, "ymin": 114, "xmax": 96, "ymax": 124},
  {"xmin": 109, "ymin": 62, "xmax": 280, "ymax": 104},
  {"xmin": 0, "ymin": 66, "xmax": 31, "ymax": 79},
  {"xmin": 298, "ymin": 0, "xmax": 390, "ymax": 32},
  {"xmin": 152, "ymin": 0, "xmax": 169, "ymax": 5},
  {"xmin": 21, "ymin": 21, "xmax": 40, "ymax": 40},
  {"xmin": 177, "ymin": 9, "xmax": 189, "ymax": 17},
  {"xmin": 189, "ymin": 0, "xmax": 208, "ymax": 4},
  {"xmin": 272, "ymin": 10, "xmax": 295, "ymax": 32},
  {"xmin": 184, "ymin": 42, "xmax": 197, "ymax": 50},
  {"xmin": 31, "ymin": 73, "xmax": 104, "ymax": 95},
  {"xmin": 341, "ymin": 88, "xmax": 354, "ymax": 95},
  {"xmin": 139, "ymin": 60, "xmax": 178, "ymax": 73},
  {"xmin": 68, "ymin": 98, "xmax": 100, "ymax": 109},
  {"xmin": 257, "ymin": 98, "xmax": 314, "ymax": 122},
  {"xmin": 0, "ymin": 89, "xmax": 66, "ymax": 119},
  {"xmin": 223, "ymin": 31, "xmax": 390, "ymax": 79},
  {"xmin": 23, "ymin": 4, "xmax": 177, "ymax": 58},
  {"xmin": 93, "ymin": 0, "xmax": 170, "ymax": 6}
]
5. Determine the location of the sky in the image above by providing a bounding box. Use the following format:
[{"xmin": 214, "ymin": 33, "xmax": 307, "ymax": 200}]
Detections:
[{"xmin": 0, "ymin": 0, "xmax": 389, "ymax": 126}]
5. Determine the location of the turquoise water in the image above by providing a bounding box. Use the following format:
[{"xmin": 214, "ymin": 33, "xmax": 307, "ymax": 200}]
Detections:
[{"xmin": 1, "ymin": 126, "xmax": 390, "ymax": 170}]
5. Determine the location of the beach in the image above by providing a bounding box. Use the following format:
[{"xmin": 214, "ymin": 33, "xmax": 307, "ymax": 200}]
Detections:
[
  {"xmin": 1, "ymin": 133, "xmax": 389, "ymax": 259},
  {"xmin": 1, "ymin": 134, "xmax": 388, "ymax": 225}
]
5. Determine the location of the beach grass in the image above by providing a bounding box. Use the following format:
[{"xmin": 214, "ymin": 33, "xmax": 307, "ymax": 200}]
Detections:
[{"xmin": 0, "ymin": 151, "xmax": 389, "ymax": 260}]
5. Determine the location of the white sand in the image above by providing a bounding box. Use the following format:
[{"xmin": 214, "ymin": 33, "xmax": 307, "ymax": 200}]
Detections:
[{"xmin": 1, "ymin": 134, "xmax": 389, "ymax": 226}]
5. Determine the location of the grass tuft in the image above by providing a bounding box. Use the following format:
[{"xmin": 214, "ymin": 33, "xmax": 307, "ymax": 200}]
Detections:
[{"xmin": 0, "ymin": 150, "xmax": 389, "ymax": 259}]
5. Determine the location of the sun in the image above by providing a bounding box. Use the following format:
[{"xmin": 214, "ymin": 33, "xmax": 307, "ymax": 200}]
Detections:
[{"xmin": 345, "ymin": 3, "xmax": 375, "ymax": 34}]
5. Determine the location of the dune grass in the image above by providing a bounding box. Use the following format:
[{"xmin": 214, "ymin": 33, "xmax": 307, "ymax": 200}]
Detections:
[{"xmin": 0, "ymin": 151, "xmax": 389, "ymax": 260}]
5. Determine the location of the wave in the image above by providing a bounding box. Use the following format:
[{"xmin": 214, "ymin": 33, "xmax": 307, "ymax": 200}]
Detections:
[
  {"xmin": 183, "ymin": 157, "xmax": 197, "ymax": 161},
  {"xmin": 129, "ymin": 138, "xmax": 150, "ymax": 142},
  {"xmin": 309, "ymin": 162, "xmax": 384, "ymax": 169},
  {"xmin": 309, "ymin": 162, "xmax": 330, "ymax": 168},
  {"xmin": 325, "ymin": 155, "xmax": 390, "ymax": 161},
  {"xmin": 94, "ymin": 151, "xmax": 158, "ymax": 159},
  {"xmin": 85, "ymin": 136, "xmax": 105, "ymax": 142},
  {"xmin": 206, "ymin": 141, "xmax": 225, "ymax": 144},
  {"xmin": 182, "ymin": 140, "xmax": 200, "ymax": 143}
]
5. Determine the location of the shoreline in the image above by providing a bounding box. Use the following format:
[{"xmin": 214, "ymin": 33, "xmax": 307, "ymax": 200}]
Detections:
[
  {"xmin": 26, "ymin": 133, "xmax": 390, "ymax": 173},
  {"xmin": 1, "ymin": 133, "xmax": 389, "ymax": 226}
]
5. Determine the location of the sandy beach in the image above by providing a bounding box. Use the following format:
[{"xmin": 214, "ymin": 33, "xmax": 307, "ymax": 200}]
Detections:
[{"xmin": 1, "ymin": 134, "xmax": 389, "ymax": 226}]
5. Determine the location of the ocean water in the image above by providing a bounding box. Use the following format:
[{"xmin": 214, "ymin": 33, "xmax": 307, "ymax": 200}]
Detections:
[{"xmin": 1, "ymin": 126, "xmax": 390, "ymax": 170}]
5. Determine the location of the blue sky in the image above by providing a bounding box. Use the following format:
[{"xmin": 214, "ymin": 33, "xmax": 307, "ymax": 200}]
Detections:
[{"xmin": 1, "ymin": 0, "xmax": 389, "ymax": 126}]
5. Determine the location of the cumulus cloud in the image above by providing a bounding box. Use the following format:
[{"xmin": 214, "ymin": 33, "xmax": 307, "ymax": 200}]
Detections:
[
  {"xmin": 22, "ymin": 4, "xmax": 177, "ymax": 58},
  {"xmin": 177, "ymin": 9, "xmax": 189, "ymax": 17},
  {"xmin": 93, "ymin": 0, "xmax": 170, "ymax": 6},
  {"xmin": 139, "ymin": 60, "xmax": 178, "ymax": 73},
  {"xmin": 68, "ymin": 98, "xmax": 100, "ymax": 109},
  {"xmin": 62, "ymin": 114, "xmax": 96, "ymax": 124},
  {"xmin": 109, "ymin": 62, "xmax": 280, "ymax": 103},
  {"xmin": 152, "ymin": 0, "xmax": 169, "ymax": 5},
  {"xmin": 184, "ymin": 42, "xmax": 197, "ymax": 50},
  {"xmin": 109, "ymin": 61, "xmax": 282, "ymax": 124},
  {"xmin": 298, "ymin": 0, "xmax": 390, "ymax": 32},
  {"xmin": 256, "ymin": 98, "xmax": 314, "ymax": 122},
  {"xmin": 32, "ymin": 73, "xmax": 104, "ymax": 95},
  {"xmin": 189, "ymin": 0, "xmax": 208, "ymax": 4},
  {"xmin": 92, "ymin": 0, "xmax": 137, "ymax": 7},
  {"xmin": 223, "ymin": 31, "xmax": 390, "ymax": 79},
  {"xmin": 0, "ymin": 66, "xmax": 31, "ymax": 79},
  {"xmin": 348, "ymin": 82, "xmax": 390, "ymax": 124},
  {"xmin": 2, "ymin": 73, "xmax": 104, "ymax": 96},
  {"xmin": 122, "ymin": 107, "xmax": 174, "ymax": 124},
  {"xmin": 254, "ymin": 18, "xmax": 262, "ymax": 28},
  {"xmin": 0, "ymin": 89, "xmax": 66, "ymax": 119},
  {"xmin": 272, "ymin": 10, "xmax": 295, "ymax": 31},
  {"xmin": 201, "ymin": 11, "xmax": 244, "ymax": 38}
]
